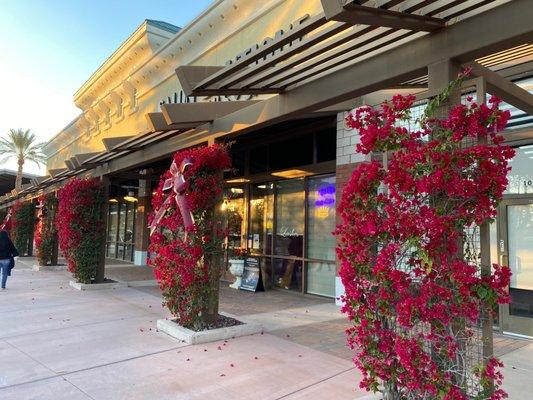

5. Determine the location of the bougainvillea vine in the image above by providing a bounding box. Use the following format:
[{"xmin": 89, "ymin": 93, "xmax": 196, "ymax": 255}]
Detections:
[
  {"xmin": 336, "ymin": 76, "xmax": 512, "ymax": 399},
  {"xmin": 57, "ymin": 178, "xmax": 105, "ymax": 283},
  {"xmin": 35, "ymin": 193, "xmax": 59, "ymax": 266},
  {"xmin": 11, "ymin": 201, "xmax": 35, "ymax": 256},
  {"xmin": 149, "ymin": 144, "xmax": 231, "ymax": 330}
]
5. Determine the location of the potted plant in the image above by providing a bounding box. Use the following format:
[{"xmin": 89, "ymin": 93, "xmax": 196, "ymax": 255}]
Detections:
[{"xmin": 228, "ymin": 248, "xmax": 247, "ymax": 289}]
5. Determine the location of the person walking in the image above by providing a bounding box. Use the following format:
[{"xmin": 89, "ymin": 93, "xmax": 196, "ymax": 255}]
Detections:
[{"xmin": 0, "ymin": 230, "xmax": 19, "ymax": 290}]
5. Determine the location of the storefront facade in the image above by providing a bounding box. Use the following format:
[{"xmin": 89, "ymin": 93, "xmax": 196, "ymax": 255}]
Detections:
[{"xmin": 0, "ymin": 1, "xmax": 531, "ymax": 336}]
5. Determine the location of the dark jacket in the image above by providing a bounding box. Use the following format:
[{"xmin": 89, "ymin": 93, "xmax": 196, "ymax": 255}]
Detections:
[
  {"xmin": 0, "ymin": 239, "xmax": 19, "ymax": 260},
  {"xmin": 0, "ymin": 231, "xmax": 19, "ymax": 276}
]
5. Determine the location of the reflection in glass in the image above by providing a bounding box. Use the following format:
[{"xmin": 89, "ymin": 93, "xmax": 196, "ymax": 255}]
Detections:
[
  {"xmin": 274, "ymin": 179, "xmax": 304, "ymax": 258},
  {"xmin": 108, "ymin": 203, "xmax": 118, "ymax": 242},
  {"xmin": 222, "ymin": 186, "xmax": 246, "ymax": 250},
  {"xmin": 508, "ymin": 204, "xmax": 533, "ymax": 318},
  {"xmin": 506, "ymin": 145, "xmax": 533, "ymax": 194},
  {"xmin": 273, "ymin": 258, "xmax": 302, "ymax": 292},
  {"xmin": 249, "ymin": 183, "xmax": 274, "ymax": 256},
  {"xmin": 307, "ymin": 175, "xmax": 336, "ymax": 296},
  {"xmin": 307, "ymin": 262, "xmax": 335, "ymax": 296}
]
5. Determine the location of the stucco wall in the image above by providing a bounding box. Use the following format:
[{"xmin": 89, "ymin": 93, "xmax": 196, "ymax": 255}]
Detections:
[{"xmin": 45, "ymin": 0, "xmax": 324, "ymax": 171}]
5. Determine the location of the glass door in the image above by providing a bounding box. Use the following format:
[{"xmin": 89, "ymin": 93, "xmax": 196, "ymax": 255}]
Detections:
[{"xmin": 498, "ymin": 199, "xmax": 533, "ymax": 337}]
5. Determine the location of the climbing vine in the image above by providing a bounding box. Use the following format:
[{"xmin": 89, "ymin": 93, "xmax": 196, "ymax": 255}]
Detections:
[
  {"xmin": 336, "ymin": 74, "xmax": 512, "ymax": 399},
  {"xmin": 149, "ymin": 144, "xmax": 231, "ymax": 330},
  {"xmin": 11, "ymin": 201, "xmax": 35, "ymax": 256},
  {"xmin": 57, "ymin": 178, "xmax": 105, "ymax": 283},
  {"xmin": 35, "ymin": 193, "xmax": 59, "ymax": 266}
]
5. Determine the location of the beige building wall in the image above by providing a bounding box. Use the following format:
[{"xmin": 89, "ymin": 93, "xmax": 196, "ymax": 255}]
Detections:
[{"xmin": 44, "ymin": 0, "xmax": 324, "ymax": 171}]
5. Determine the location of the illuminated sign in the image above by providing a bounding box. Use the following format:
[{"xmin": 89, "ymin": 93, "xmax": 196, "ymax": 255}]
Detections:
[{"xmin": 315, "ymin": 184, "xmax": 336, "ymax": 207}]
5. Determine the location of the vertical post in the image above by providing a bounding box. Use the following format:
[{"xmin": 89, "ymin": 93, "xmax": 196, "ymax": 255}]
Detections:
[
  {"xmin": 476, "ymin": 77, "xmax": 494, "ymax": 361},
  {"xmin": 427, "ymin": 60, "xmax": 466, "ymax": 390},
  {"xmin": 51, "ymin": 191, "xmax": 59, "ymax": 265},
  {"xmin": 134, "ymin": 169, "xmax": 152, "ymax": 266},
  {"xmin": 205, "ymin": 170, "xmax": 225, "ymax": 326},
  {"xmin": 428, "ymin": 60, "xmax": 461, "ymax": 116},
  {"xmin": 96, "ymin": 176, "xmax": 110, "ymax": 283},
  {"xmin": 28, "ymin": 201, "xmax": 35, "ymax": 257}
]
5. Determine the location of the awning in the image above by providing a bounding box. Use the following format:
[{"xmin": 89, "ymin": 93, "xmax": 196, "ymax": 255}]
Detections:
[{"xmin": 177, "ymin": 0, "xmax": 531, "ymax": 97}]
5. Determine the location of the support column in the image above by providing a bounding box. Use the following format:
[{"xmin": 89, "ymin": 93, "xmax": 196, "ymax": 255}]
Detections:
[
  {"xmin": 428, "ymin": 59, "xmax": 461, "ymax": 115},
  {"xmin": 51, "ymin": 191, "xmax": 59, "ymax": 266},
  {"xmin": 335, "ymin": 100, "xmax": 367, "ymax": 305},
  {"xmin": 96, "ymin": 176, "xmax": 109, "ymax": 283},
  {"xmin": 476, "ymin": 78, "xmax": 494, "ymax": 361},
  {"xmin": 134, "ymin": 169, "xmax": 152, "ymax": 266}
]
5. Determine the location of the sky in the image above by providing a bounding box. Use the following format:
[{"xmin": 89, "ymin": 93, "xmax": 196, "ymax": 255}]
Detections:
[{"xmin": 0, "ymin": 0, "xmax": 214, "ymax": 175}]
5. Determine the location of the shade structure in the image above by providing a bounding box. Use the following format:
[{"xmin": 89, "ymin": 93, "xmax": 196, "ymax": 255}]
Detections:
[{"xmin": 178, "ymin": 0, "xmax": 533, "ymax": 98}]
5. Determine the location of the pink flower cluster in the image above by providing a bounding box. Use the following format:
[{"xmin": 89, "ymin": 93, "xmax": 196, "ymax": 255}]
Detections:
[{"xmin": 337, "ymin": 91, "xmax": 512, "ymax": 399}]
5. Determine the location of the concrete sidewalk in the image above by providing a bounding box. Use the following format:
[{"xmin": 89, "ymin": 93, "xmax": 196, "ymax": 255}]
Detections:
[
  {"xmin": 1, "ymin": 258, "xmax": 531, "ymax": 399},
  {"xmin": 0, "ymin": 259, "xmax": 366, "ymax": 400}
]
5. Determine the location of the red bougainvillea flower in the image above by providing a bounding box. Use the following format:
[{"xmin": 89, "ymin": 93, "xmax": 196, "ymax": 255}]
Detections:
[
  {"xmin": 56, "ymin": 178, "xmax": 105, "ymax": 283},
  {"xmin": 148, "ymin": 144, "xmax": 231, "ymax": 329},
  {"xmin": 336, "ymin": 75, "xmax": 512, "ymax": 399}
]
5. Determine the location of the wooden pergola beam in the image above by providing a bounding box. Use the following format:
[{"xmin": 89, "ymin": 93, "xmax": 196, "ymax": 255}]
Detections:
[
  {"xmin": 321, "ymin": 0, "xmax": 445, "ymax": 32},
  {"xmin": 161, "ymin": 101, "xmax": 260, "ymax": 125},
  {"xmin": 88, "ymin": 0, "xmax": 532, "ymax": 179},
  {"xmin": 102, "ymin": 136, "xmax": 135, "ymax": 152},
  {"xmin": 190, "ymin": 13, "xmax": 327, "ymax": 93},
  {"xmin": 175, "ymin": 66, "xmax": 224, "ymax": 97},
  {"xmin": 48, "ymin": 168, "xmax": 68, "ymax": 178},
  {"xmin": 146, "ymin": 113, "xmax": 196, "ymax": 132},
  {"xmin": 465, "ymin": 61, "xmax": 533, "ymax": 115}
]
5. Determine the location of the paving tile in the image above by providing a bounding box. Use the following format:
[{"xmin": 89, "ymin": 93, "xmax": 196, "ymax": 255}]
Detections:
[
  {"xmin": 0, "ymin": 340, "xmax": 55, "ymax": 388},
  {"xmin": 0, "ymin": 377, "xmax": 92, "ymax": 400}
]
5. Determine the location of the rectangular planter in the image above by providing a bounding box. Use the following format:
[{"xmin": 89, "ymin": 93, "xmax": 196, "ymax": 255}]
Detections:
[
  {"xmin": 157, "ymin": 312, "xmax": 263, "ymax": 345},
  {"xmin": 32, "ymin": 264, "xmax": 68, "ymax": 272},
  {"xmin": 69, "ymin": 280, "xmax": 127, "ymax": 291}
]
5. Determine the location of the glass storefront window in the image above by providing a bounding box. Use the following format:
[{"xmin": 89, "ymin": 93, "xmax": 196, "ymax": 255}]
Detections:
[
  {"xmin": 273, "ymin": 259, "xmax": 302, "ymax": 292},
  {"xmin": 506, "ymin": 145, "xmax": 533, "ymax": 194},
  {"xmin": 508, "ymin": 204, "xmax": 533, "ymax": 318},
  {"xmin": 106, "ymin": 199, "xmax": 136, "ymax": 262},
  {"xmin": 222, "ymin": 186, "xmax": 246, "ymax": 250},
  {"xmin": 273, "ymin": 179, "xmax": 304, "ymax": 291},
  {"xmin": 107, "ymin": 202, "xmax": 118, "ymax": 258},
  {"xmin": 306, "ymin": 175, "xmax": 336, "ymax": 296},
  {"xmin": 222, "ymin": 173, "xmax": 337, "ymax": 296},
  {"xmin": 274, "ymin": 179, "xmax": 304, "ymax": 257},
  {"xmin": 249, "ymin": 183, "xmax": 274, "ymax": 256}
]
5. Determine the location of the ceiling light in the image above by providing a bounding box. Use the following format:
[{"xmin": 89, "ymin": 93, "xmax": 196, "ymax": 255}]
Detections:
[
  {"xmin": 124, "ymin": 191, "xmax": 138, "ymax": 202},
  {"xmin": 226, "ymin": 178, "xmax": 250, "ymax": 183},
  {"xmin": 271, "ymin": 169, "xmax": 313, "ymax": 179}
]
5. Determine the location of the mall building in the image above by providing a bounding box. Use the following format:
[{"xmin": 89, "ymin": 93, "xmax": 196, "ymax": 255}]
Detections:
[{"xmin": 0, "ymin": 0, "xmax": 532, "ymax": 338}]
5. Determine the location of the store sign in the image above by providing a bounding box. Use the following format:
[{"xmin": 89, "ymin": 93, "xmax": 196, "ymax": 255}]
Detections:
[
  {"xmin": 225, "ymin": 14, "xmax": 310, "ymax": 66},
  {"xmin": 278, "ymin": 227, "xmax": 301, "ymax": 237},
  {"xmin": 159, "ymin": 89, "xmax": 253, "ymax": 110},
  {"xmin": 315, "ymin": 185, "xmax": 335, "ymax": 207}
]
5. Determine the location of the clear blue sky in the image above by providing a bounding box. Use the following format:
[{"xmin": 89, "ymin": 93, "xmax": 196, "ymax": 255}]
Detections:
[{"xmin": 0, "ymin": 0, "xmax": 213, "ymax": 174}]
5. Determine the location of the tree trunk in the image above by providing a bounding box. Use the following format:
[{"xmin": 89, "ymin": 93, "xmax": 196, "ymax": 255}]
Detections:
[
  {"xmin": 15, "ymin": 157, "xmax": 24, "ymax": 191},
  {"xmin": 202, "ymin": 179, "xmax": 226, "ymax": 327}
]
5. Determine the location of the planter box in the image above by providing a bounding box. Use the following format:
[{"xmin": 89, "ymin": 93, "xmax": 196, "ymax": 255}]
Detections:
[
  {"xmin": 157, "ymin": 312, "xmax": 263, "ymax": 345},
  {"xmin": 32, "ymin": 264, "xmax": 68, "ymax": 272},
  {"xmin": 69, "ymin": 280, "xmax": 127, "ymax": 291},
  {"xmin": 126, "ymin": 280, "xmax": 158, "ymax": 288}
]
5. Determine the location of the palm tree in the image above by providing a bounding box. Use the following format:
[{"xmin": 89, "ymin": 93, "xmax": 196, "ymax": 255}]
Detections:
[{"xmin": 0, "ymin": 129, "xmax": 46, "ymax": 191}]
